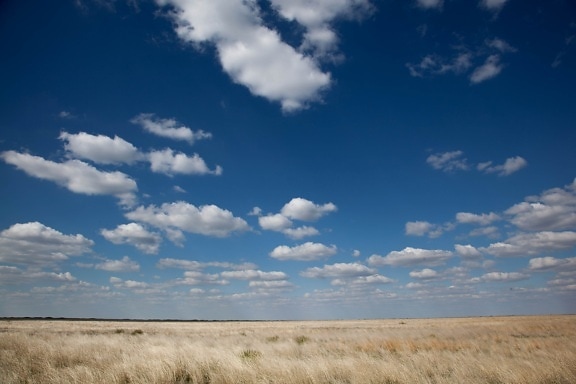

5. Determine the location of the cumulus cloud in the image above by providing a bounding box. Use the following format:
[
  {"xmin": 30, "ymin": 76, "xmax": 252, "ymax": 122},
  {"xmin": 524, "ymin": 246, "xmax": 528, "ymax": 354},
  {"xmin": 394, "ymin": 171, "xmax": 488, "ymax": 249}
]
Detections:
[
  {"xmin": 505, "ymin": 179, "xmax": 576, "ymax": 231},
  {"xmin": 131, "ymin": 113, "xmax": 212, "ymax": 144},
  {"xmin": 456, "ymin": 212, "xmax": 500, "ymax": 225},
  {"xmin": 301, "ymin": 262, "xmax": 377, "ymax": 278},
  {"xmin": 405, "ymin": 220, "xmax": 453, "ymax": 238},
  {"xmin": 0, "ymin": 222, "xmax": 93, "ymax": 266},
  {"xmin": 282, "ymin": 226, "xmax": 321, "ymax": 240},
  {"xmin": 409, "ymin": 268, "xmax": 439, "ymax": 279},
  {"xmin": 179, "ymin": 271, "xmax": 228, "ymax": 286},
  {"xmin": 281, "ymin": 197, "xmax": 337, "ymax": 221},
  {"xmin": 125, "ymin": 201, "xmax": 250, "ymax": 237},
  {"xmin": 101, "ymin": 223, "xmax": 162, "ymax": 254},
  {"xmin": 482, "ymin": 231, "xmax": 576, "ymax": 257},
  {"xmin": 528, "ymin": 256, "xmax": 576, "ymax": 271},
  {"xmin": 426, "ymin": 151, "xmax": 469, "ymax": 172},
  {"xmin": 477, "ymin": 156, "xmax": 527, "ymax": 176},
  {"xmin": 407, "ymin": 53, "xmax": 472, "ymax": 78},
  {"xmin": 95, "ymin": 256, "xmax": 140, "ymax": 272},
  {"xmin": 455, "ymin": 244, "xmax": 483, "ymax": 259},
  {"xmin": 221, "ymin": 269, "xmax": 288, "ymax": 281},
  {"xmin": 269, "ymin": 0, "xmax": 374, "ymax": 59},
  {"xmin": 157, "ymin": 258, "xmax": 257, "ymax": 271},
  {"xmin": 368, "ymin": 247, "xmax": 453, "ymax": 267},
  {"xmin": 270, "ymin": 242, "xmax": 337, "ymax": 261},
  {"xmin": 1, "ymin": 151, "xmax": 137, "ymax": 207},
  {"xmin": 147, "ymin": 149, "xmax": 222, "ymax": 176},
  {"xmin": 259, "ymin": 214, "xmax": 293, "ymax": 232},
  {"xmin": 59, "ymin": 132, "xmax": 143, "ymax": 165},
  {"xmin": 478, "ymin": 272, "xmax": 529, "ymax": 282},
  {"xmin": 157, "ymin": 0, "xmax": 331, "ymax": 112}
]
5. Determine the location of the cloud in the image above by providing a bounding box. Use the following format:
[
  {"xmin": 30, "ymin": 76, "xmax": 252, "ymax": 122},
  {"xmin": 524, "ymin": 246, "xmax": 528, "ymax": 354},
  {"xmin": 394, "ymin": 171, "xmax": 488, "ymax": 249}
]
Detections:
[
  {"xmin": 131, "ymin": 113, "xmax": 212, "ymax": 144},
  {"xmin": 0, "ymin": 222, "xmax": 93, "ymax": 266},
  {"xmin": 405, "ymin": 221, "xmax": 433, "ymax": 236},
  {"xmin": 179, "ymin": 271, "xmax": 228, "ymax": 286},
  {"xmin": 125, "ymin": 201, "xmax": 250, "ymax": 237},
  {"xmin": 470, "ymin": 54, "xmax": 503, "ymax": 84},
  {"xmin": 221, "ymin": 269, "xmax": 288, "ymax": 281},
  {"xmin": 426, "ymin": 151, "xmax": 469, "ymax": 172},
  {"xmin": 505, "ymin": 179, "xmax": 576, "ymax": 231},
  {"xmin": 479, "ymin": 0, "xmax": 509, "ymax": 11},
  {"xmin": 409, "ymin": 268, "xmax": 439, "ymax": 279},
  {"xmin": 157, "ymin": 258, "xmax": 257, "ymax": 271},
  {"xmin": 110, "ymin": 276, "xmax": 150, "ymax": 290},
  {"xmin": 282, "ymin": 226, "xmax": 320, "ymax": 240},
  {"xmin": 269, "ymin": 0, "xmax": 374, "ymax": 59},
  {"xmin": 456, "ymin": 212, "xmax": 500, "ymax": 225},
  {"xmin": 95, "ymin": 256, "xmax": 140, "ymax": 272},
  {"xmin": 478, "ymin": 272, "xmax": 529, "ymax": 282},
  {"xmin": 405, "ymin": 220, "xmax": 453, "ymax": 238},
  {"xmin": 281, "ymin": 197, "xmax": 337, "ymax": 221},
  {"xmin": 157, "ymin": 0, "xmax": 331, "ymax": 112},
  {"xmin": 101, "ymin": 223, "xmax": 162, "ymax": 254},
  {"xmin": 368, "ymin": 247, "xmax": 453, "ymax": 267},
  {"xmin": 248, "ymin": 280, "xmax": 294, "ymax": 290},
  {"xmin": 0, "ymin": 266, "xmax": 78, "ymax": 284},
  {"xmin": 59, "ymin": 132, "xmax": 143, "ymax": 165},
  {"xmin": 259, "ymin": 214, "xmax": 293, "ymax": 231},
  {"xmin": 1, "ymin": 151, "xmax": 137, "ymax": 207},
  {"xmin": 455, "ymin": 244, "xmax": 483, "ymax": 259},
  {"xmin": 270, "ymin": 242, "xmax": 337, "ymax": 261},
  {"xmin": 301, "ymin": 262, "xmax": 377, "ymax": 278},
  {"xmin": 416, "ymin": 0, "xmax": 443, "ymax": 10},
  {"xmin": 528, "ymin": 257, "xmax": 576, "ymax": 272},
  {"xmin": 147, "ymin": 149, "xmax": 222, "ymax": 176},
  {"xmin": 477, "ymin": 156, "xmax": 527, "ymax": 176},
  {"xmin": 482, "ymin": 231, "xmax": 576, "ymax": 257},
  {"xmin": 407, "ymin": 53, "xmax": 472, "ymax": 78}
]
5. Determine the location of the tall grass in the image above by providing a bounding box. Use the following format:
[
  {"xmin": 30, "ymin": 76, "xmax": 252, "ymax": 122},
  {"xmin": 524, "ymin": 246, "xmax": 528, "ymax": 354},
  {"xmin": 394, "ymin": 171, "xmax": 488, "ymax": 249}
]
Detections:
[{"xmin": 1, "ymin": 315, "xmax": 575, "ymax": 383}]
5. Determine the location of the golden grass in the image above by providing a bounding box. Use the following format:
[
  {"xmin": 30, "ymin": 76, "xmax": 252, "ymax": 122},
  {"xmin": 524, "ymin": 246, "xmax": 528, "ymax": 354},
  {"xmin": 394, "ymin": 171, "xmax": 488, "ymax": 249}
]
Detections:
[{"xmin": 1, "ymin": 315, "xmax": 575, "ymax": 383}]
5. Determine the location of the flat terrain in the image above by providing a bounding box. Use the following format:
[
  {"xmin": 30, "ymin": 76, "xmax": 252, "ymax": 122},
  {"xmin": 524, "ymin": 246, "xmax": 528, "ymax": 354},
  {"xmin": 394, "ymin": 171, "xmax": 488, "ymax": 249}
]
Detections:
[{"xmin": 1, "ymin": 315, "xmax": 575, "ymax": 383}]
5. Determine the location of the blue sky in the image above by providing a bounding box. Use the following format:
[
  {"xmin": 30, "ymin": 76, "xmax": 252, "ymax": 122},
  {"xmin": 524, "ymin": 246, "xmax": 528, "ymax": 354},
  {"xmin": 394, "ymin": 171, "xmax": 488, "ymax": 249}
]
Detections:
[{"xmin": 1, "ymin": 0, "xmax": 575, "ymax": 320}]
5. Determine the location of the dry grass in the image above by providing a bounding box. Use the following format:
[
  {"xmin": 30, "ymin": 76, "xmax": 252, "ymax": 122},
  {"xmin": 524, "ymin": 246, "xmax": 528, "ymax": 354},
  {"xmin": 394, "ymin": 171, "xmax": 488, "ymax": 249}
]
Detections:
[{"xmin": 1, "ymin": 315, "xmax": 575, "ymax": 383}]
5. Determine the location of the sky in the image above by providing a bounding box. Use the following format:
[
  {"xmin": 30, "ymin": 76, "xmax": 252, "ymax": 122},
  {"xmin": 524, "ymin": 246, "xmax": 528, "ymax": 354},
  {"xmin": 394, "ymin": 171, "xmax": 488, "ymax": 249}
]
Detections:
[{"xmin": 0, "ymin": 0, "xmax": 575, "ymax": 320}]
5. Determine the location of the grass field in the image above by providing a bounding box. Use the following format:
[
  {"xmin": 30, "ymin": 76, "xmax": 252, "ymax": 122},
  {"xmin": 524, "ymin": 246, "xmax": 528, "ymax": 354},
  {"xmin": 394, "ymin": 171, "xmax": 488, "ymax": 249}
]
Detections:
[{"xmin": 1, "ymin": 315, "xmax": 575, "ymax": 383}]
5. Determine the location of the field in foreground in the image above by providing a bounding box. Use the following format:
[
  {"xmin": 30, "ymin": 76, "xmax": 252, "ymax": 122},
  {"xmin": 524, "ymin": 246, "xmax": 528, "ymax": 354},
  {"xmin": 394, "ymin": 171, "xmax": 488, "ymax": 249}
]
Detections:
[{"xmin": 1, "ymin": 315, "xmax": 575, "ymax": 384}]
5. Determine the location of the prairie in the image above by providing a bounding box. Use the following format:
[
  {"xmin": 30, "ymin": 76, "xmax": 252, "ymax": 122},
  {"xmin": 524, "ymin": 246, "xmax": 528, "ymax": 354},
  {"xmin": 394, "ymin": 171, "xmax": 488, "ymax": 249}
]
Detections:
[{"xmin": 1, "ymin": 315, "xmax": 575, "ymax": 383}]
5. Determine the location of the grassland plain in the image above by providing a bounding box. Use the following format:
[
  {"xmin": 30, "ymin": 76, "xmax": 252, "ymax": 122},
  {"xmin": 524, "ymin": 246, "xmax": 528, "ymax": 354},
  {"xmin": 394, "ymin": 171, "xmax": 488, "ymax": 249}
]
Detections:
[{"xmin": 1, "ymin": 315, "xmax": 575, "ymax": 384}]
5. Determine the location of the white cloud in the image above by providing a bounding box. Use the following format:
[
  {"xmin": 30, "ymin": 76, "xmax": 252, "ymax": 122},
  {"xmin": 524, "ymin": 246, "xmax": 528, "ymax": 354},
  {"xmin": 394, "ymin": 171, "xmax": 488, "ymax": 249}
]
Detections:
[
  {"xmin": 480, "ymin": 0, "xmax": 509, "ymax": 11},
  {"xmin": 95, "ymin": 256, "xmax": 140, "ymax": 272},
  {"xmin": 259, "ymin": 214, "xmax": 292, "ymax": 231},
  {"xmin": 221, "ymin": 269, "xmax": 288, "ymax": 281},
  {"xmin": 331, "ymin": 274, "xmax": 393, "ymax": 286},
  {"xmin": 486, "ymin": 38, "xmax": 516, "ymax": 53},
  {"xmin": 125, "ymin": 201, "xmax": 250, "ymax": 237},
  {"xmin": 477, "ymin": 156, "xmax": 527, "ymax": 176},
  {"xmin": 482, "ymin": 231, "xmax": 576, "ymax": 257},
  {"xmin": 528, "ymin": 257, "xmax": 576, "ymax": 272},
  {"xmin": 269, "ymin": 0, "xmax": 373, "ymax": 59},
  {"xmin": 157, "ymin": 0, "xmax": 331, "ymax": 112},
  {"xmin": 281, "ymin": 197, "xmax": 337, "ymax": 221},
  {"xmin": 270, "ymin": 242, "xmax": 337, "ymax": 261},
  {"xmin": 101, "ymin": 223, "xmax": 162, "ymax": 254},
  {"xmin": 416, "ymin": 0, "xmax": 443, "ymax": 10},
  {"xmin": 368, "ymin": 247, "xmax": 453, "ymax": 267},
  {"xmin": 505, "ymin": 179, "xmax": 576, "ymax": 231},
  {"xmin": 405, "ymin": 221, "xmax": 433, "ymax": 236},
  {"xmin": 157, "ymin": 258, "xmax": 257, "ymax": 271},
  {"xmin": 409, "ymin": 268, "xmax": 438, "ymax": 279},
  {"xmin": 179, "ymin": 271, "xmax": 228, "ymax": 286},
  {"xmin": 147, "ymin": 148, "xmax": 222, "ymax": 176},
  {"xmin": 282, "ymin": 226, "xmax": 320, "ymax": 240},
  {"xmin": 426, "ymin": 150, "xmax": 469, "ymax": 172},
  {"xmin": 248, "ymin": 280, "xmax": 294, "ymax": 289},
  {"xmin": 470, "ymin": 54, "xmax": 503, "ymax": 84},
  {"xmin": 110, "ymin": 277, "xmax": 150, "ymax": 289},
  {"xmin": 456, "ymin": 212, "xmax": 500, "ymax": 225},
  {"xmin": 59, "ymin": 132, "xmax": 143, "ymax": 165},
  {"xmin": 1, "ymin": 151, "xmax": 137, "ymax": 207},
  {"xmin": 352, "ymin": 250, "xmax": 361, "ymax": 257},
  {"xmin": 469, "ymin": 226, "xmax": 500, "ymax": 238},
  {"xmin": 455, "ymin": 244, "xmax": 483, "ymax": 259},
  {"xmin": 131, "ymin": 113, "xmax": 212, "ymax": 144},
  {"xmin": 0, "ymin": 222, "xmax": 93, "ymax": 266},
  {"xmin": 301, "ymin": 262, "xmax": 377, "ymax": 278},
  {"xmin": 480, "ymin": 272, "xmax": 529, "ymax": 282}
]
